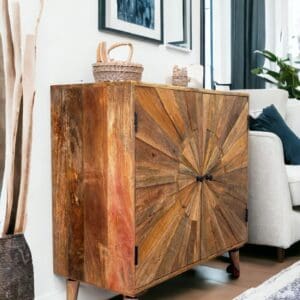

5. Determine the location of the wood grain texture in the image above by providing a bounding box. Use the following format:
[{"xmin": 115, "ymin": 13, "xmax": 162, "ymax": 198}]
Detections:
[
  {"xmin": 51, "ymin": 82, "xmax": 248, "ymax": 298},
  {"xmin": 52, "ymin": 83, "xmax": 135, "ymax": 295},
  {"xmin": 67, "ymin": 280, "xmax": 79, "ymax": 300},
  {"xmin": 135, "ymin": 87, "xmax": 202, "ymax": 288},
  {"xmin": 200, "ymin": 94, "xmax": 248, "ymax": 260},
  {"xmin": 106, "ymin": 84, "xmax": 135, "ymax": 292},
  {"xmin": 82, "ymin": 86, "xmax": 108, "ymax": 286},
  {"xmin": 51, "ymin": 86, "xmax": 71, "ymax": 277},
  {"xmin": 135, "ymin": 88, "xmax": 248, "ymax": 291},
  {"xmin": 65, "ymin": 88, "xmax": 84, "ymax": 280}
]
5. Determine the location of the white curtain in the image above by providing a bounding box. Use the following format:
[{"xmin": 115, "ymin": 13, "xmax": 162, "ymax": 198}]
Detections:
[
  {"xmin": 265, "ymin": 0, "xmax": 300, "ymax": 60},
  {"xmin": 213, "ymin": 0, "xmax": 231, "ymax": 86},
  {"xmin": 264, "ymin": 0, "xmax": 300, "ymax": 86},
  {"xmin": 288, "ymin": 0, "xmax": 300, "ymax": 61},
  {"xmin": 265, "ymin": 0, "xmax": 289, "ymax": 58}
]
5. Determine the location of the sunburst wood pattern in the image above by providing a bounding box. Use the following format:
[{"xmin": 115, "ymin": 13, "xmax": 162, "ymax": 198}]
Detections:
[
  {"xmin": 135, "ymin": 87, "xmax": 248, "ymax": 288},
  {"xmin": 51, "ymin": 82, "xmax": 248, "ymax": 299}
]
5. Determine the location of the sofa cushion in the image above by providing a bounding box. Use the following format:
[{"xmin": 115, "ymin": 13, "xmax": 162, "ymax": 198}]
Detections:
[
  {"xmin": 249, "ymin": 105, "xmax": 300, "ymax": 165},
  {"xmin": 235, "ymin": 89, "xmax": 288, "ymax": 119},
  {"xmin": 286, "ymin": 165, "xmax": 300, "ymax": 206}
]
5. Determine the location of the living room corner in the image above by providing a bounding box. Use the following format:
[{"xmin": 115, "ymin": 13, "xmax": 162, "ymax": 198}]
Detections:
[{"xmin": 0, "ymin": 0, "xmax": 299, "ymax": 300}]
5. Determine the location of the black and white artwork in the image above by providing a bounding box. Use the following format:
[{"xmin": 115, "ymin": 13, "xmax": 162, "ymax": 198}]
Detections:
[
  {"xmin": 99, "ymin": 0, "xmax": 163, "ymax": 43},
  {"xmin": 117, "ymin": 0, "xmax": 155, "ymax": 29}
]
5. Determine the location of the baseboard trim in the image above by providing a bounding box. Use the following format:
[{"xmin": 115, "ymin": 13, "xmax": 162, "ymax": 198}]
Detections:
[{"xmin": 35, "ymin": 290, "xmax": 65, "ymax": 300}]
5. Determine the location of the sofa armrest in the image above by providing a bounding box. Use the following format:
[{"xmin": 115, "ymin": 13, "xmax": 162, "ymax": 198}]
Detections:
[
  {"xmin": 248, "ymin": 131, "xmax": 293, "ymax": 248},
  {"xmin": 286, "ymin": 102, "xmax": 300, "ymax": 137}
]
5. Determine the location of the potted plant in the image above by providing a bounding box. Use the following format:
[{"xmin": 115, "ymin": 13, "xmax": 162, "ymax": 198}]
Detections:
[
  {"xmin": 0, "ymin": 1, "xmax": 44, "ymax": 299},
  {"xmin": 251, "ymin": 50, "xmax": 300, "ymax": 100}
]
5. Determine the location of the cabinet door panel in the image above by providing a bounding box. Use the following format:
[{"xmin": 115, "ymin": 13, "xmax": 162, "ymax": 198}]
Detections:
[
  {"xmin": 201, "ymin": 94, "xmax": 248, "ymax": 259},
  {"xmin": 135, "ymin": 87, "xmax": 202, "ymax": 288}
]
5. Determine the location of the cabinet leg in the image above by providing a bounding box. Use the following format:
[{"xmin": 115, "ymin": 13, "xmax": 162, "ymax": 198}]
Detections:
[
  {"xmin": 67, "ymin": 279, "xmax": 80, "ymax": 300},
  {"xmin": 277, "ymin": 247, "xmax": 285, "ymax": 263},
  {"xmin": 226, "ymin": 248, "xmax": 240, "ymax": 279}
]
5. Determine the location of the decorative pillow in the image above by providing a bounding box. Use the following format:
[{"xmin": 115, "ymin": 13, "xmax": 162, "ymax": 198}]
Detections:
[{"xmin": 249, "ymin": 104, "xmax": 300, "ymax": 165}]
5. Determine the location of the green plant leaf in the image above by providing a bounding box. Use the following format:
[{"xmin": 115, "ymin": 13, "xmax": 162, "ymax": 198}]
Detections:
[
  {"xmin": 251, "ymin": 68, "xmax": 263, "ymax": 75},
  {"xmin": 291, "ymin": 88, "xmax": 300, "ymax": 99},
  {"xmin": 252, "ymin": 49, "xmax": 300, "ymax": 98},
  {"xmin": 256, "ymin": 74, "xmax": 278, "ymax": 85},
  {"xmin": 263, "ymin": 69, "xmax": 281, "ymax": 81},
  {"xmin": 254, "ymin": 50, "xmax": 278, "ymax": 62}
]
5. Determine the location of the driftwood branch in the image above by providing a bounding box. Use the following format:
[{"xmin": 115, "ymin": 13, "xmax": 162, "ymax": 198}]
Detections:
[
  {"xmin": 0, "ymin": 0, "xmax": 15, "ymax": 102},
  {"xmin": 1, "ymin": 0, "xmax": 44, "ymax": 235},
  {"xmin": 2, "ymin": 0, "xmax": 23, "ymax": 235},
  {"xmin": 15, "ymin": 0, "xmax": 44, "ymax": 233},
  {"xmin": 34, "ymin": 0, "xmax": 44, "ymax": 45},
  {"xmin": 0, "ymin": 0, "xmax": 15, "ymax": 235},
  {"xmin": 0, "ymin": 36, "xmax": 5, "ymax": 193},
  {"xmin": 15, "ymin": 36, "xmax": 35, "ymax": 233}
]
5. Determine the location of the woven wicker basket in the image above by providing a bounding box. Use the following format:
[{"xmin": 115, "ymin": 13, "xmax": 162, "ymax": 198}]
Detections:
[
  {"xmin": 172, "ymin": 76, "xmax": 189, "ymax": 87},
  {"xmin": 93, "ymin": 42, "xmax": 144, "ymax": 82},
  {"xmin": 172, "ymin": 65, "xmax": 190, "ymax": 87}
]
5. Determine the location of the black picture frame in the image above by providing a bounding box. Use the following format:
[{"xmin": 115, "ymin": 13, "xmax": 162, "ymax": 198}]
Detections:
[{"xmin": 99, "ymin": 0, "xmax": 164, "ymax": 44}]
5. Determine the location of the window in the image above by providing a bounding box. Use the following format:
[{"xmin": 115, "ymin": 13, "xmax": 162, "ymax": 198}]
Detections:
[{"xmin": 288, "ymin": 0, "xmax": 300, "ymax": 62}]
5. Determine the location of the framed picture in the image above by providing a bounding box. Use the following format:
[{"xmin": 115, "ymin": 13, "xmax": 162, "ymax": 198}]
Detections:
[{"xmin": 99, "ymin": 0, "xmax": 164, "ymax": 43}]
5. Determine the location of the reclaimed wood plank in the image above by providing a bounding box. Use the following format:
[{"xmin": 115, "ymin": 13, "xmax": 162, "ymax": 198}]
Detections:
[
  {"xmin": 135, "ymin": 88, "xmax": 203, "ymax": 288},
  {"xmin": 51, "ymin": 82, "xmax": 249, "ymax": 298},
  {"xmin": 64, "ymin": 88, "xmax": 84, "ymax": 280},
  {"xmin": 200, "ymin": 94, "xmax": 248, "ymax": 260},
  {"xmin": 51, "ymin": 86, "xmax": 69, "ymax": 277},
  {"xmin": 106, "ymin": 84, "xmax": 135, "ymax": 292},
  {"xmin": 82, "ymin": 85, "xmax": 108, "ymax": 286}
]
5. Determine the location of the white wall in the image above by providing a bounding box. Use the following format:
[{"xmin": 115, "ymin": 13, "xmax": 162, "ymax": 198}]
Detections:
[{"xmin": 4, "ymin": 0, "xmax": 200, "ymax": 299}]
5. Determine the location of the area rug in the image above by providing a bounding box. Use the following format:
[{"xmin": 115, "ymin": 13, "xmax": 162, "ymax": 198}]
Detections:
[{"xmin": 234, "ymin": 261, "xmax": 300, "ymax": 299}]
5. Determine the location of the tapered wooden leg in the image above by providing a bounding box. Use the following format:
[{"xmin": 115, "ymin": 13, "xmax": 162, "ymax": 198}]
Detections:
[
  {"xmin": 277, "ymin": 247, "xmax": 285, "ymax": 263},
  {"xmin": 226, "ymin": 249, "xmax": 240, "ymax": 279},
  {"xmin": 67, "ymin": 279, "xmax": 79, "ymax": 300}
]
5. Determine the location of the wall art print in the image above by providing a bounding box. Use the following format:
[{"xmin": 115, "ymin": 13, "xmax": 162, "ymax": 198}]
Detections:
[{"xmin": 99, "ymin": 0, "xmax": 163, "ymax": 43}]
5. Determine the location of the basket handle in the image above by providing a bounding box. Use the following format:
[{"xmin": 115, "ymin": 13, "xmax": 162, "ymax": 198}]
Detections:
[
  {"xmin": 107, "ymin": 42, "xmax": 134, "ymax": 63},
  {"xmin": 97, "ymin": 41, "xmax": 109, "ymax": 63}
]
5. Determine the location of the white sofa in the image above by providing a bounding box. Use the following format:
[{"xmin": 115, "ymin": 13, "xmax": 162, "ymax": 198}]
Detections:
[{"xmin": 241, "ymin": 89, "xmax": 300, "ymax": 261}]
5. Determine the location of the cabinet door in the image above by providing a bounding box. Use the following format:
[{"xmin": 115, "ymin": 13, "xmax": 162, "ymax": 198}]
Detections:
[
  {"xmin": 134, "ymin": 86, "xmax": 203, "ymax": 288},
  {"xmin": 200, "ymin": 94, "xmax": 248, "ymax": 259}
]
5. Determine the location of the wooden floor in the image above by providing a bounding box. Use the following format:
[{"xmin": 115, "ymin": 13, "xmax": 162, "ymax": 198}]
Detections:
[{"xmin": 111, "ymin": 243, "xmax": 300, "ymax": 300}]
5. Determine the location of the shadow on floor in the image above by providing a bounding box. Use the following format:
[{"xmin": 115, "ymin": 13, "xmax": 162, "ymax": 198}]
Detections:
[{"xmin": 110, "ymin": 243, "xmax": 300, "ymax": 300}]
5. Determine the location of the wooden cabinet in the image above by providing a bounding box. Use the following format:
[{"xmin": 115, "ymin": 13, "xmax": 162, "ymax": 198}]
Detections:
[{"xmin": 51, "ymin": 82, "xmax": 249, "ymax": 300}]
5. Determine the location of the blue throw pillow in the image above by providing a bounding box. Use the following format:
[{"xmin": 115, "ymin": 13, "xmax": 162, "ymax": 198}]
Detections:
[{"xmin": 249, "ymin": 104, "xmax": 300, "ymax": 165}]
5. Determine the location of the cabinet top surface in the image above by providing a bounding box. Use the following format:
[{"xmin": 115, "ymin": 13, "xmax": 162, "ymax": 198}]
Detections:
[{"xmin": 51, "ymin": 81, "xmax": 249, "ymax": 98}]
